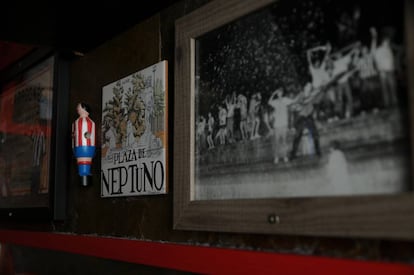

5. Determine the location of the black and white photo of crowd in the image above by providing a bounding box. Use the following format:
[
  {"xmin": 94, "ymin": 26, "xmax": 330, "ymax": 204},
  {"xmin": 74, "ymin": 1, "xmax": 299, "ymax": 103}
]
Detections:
[{"xmin": 193, "ymin": 0, "xmax": 410, "ymax": 199}]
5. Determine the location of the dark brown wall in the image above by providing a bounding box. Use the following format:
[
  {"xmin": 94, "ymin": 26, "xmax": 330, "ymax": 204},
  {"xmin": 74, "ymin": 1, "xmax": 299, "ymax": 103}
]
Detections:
[{"xmin": 18, "ymin": 0, "xmax": 414, "ymax": 265}]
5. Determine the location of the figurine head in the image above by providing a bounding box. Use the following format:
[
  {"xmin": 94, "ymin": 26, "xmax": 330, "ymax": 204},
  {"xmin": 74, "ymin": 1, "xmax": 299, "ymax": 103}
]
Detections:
[{"xmin": 77, "ymin": 102, "xmax": 90, "ymax": 118}]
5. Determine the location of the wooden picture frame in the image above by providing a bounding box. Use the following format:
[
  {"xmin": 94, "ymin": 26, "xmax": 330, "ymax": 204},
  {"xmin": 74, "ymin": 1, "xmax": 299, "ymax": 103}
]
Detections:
[
  {"xmin": 174, "ymin": 0, "xmax": 414, "ymax": 238},
  {"xmin": 0, "ymin": 48, "xmax": 69, "ymax": 220}
]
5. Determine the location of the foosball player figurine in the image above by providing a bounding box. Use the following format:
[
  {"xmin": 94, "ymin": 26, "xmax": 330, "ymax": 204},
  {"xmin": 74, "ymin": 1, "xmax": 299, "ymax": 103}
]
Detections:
[{"xmin": 72, "ymin": 102, "xmax": 96, "ymax": 186}]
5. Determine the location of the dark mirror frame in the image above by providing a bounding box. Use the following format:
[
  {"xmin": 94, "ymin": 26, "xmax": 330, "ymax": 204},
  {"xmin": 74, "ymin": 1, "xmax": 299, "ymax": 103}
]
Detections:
[{"xmin": 0, "ymin": 48, "xmax": 70, "ymax": 221}]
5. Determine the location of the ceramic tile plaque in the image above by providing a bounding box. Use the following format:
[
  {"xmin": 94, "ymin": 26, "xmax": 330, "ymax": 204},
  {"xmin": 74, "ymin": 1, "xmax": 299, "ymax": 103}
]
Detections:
[{"xmin": 101, "ymin": 61, "xmax": 168, "ymax": 197}]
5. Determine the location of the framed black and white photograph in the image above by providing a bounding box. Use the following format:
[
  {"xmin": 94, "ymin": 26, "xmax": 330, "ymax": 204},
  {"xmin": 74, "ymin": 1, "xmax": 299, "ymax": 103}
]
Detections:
[
  {"xmin": 174, "ymin": 0, "xmax": 414, "ymax": 238},
  {"xmin": 194, "ymin": 0, "xmax": 410, "ymax": 199}
]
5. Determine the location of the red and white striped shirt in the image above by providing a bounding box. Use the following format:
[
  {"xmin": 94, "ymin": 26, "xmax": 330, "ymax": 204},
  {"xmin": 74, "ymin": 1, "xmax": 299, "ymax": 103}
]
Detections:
[{"xmin": 72, "ymin": 116, "xmax": 96, "ymax": 147}]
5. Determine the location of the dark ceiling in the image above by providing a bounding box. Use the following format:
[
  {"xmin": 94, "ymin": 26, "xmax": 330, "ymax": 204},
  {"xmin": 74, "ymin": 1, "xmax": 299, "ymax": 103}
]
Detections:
[{"xmin": 0, "ymin": 0, "xmax": 179, "ymax": 54}]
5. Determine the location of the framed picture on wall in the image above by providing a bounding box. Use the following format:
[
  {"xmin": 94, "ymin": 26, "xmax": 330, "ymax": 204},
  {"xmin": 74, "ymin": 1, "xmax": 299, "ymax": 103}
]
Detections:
[
  {"xmin": 174, "ymin": 0, "xmax": 414, "ymax": 238},
  {"xmin": 0, "ymin": 48, "xmax": 69, "ymax": 220}
]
